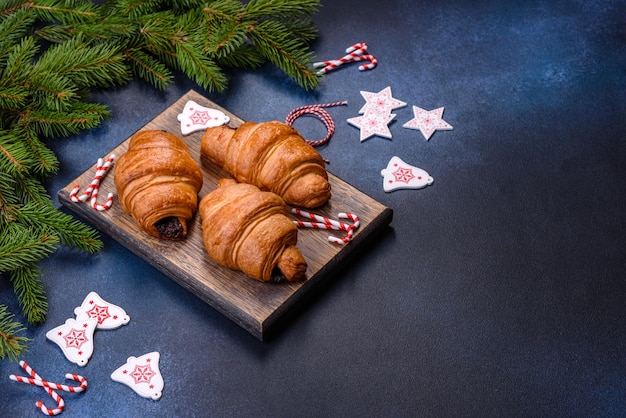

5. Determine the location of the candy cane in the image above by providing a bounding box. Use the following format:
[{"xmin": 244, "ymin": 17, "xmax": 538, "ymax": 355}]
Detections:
[
  {"xmin": 10, "ymin": 361, "xmax": 67, "ymax": 416},
  {"xmin": 291, "ymin": 208, "xmax": 360, "ymax": 245},
  {"xmin": 10, "ymin": 372, "xmax": 88, "ymax": 393},
  {"xmin": 348, "ymin": 53, "xmax": 378, "ymax": 71},
  {"xmin": 285, "ymin": 101, "xmax": 348, "ymax": 148},
  {"xmin": 313, "ymin": 43, "xmax": 368, "ymax": 73},
  {"xmin": 313, "ymin": 43, "xmax": 377, "ymax": 74},
  {"xmin": 90, "ymin": 185, "xmax": 114, "ymax": 211},
  {"xmin": 70, "ymin": 156, "xmax": 114, "ymax": 202},
  {"xmin": 70, "ymin": 154, "xmax": 115, "ymax": 210},
  {"xmin": 329, "ymin": 213, "xmax": 361, "ymax": 244},
  {"xmin": 36, "ymin": 387, "xmax": 65, "ymax": 416}
]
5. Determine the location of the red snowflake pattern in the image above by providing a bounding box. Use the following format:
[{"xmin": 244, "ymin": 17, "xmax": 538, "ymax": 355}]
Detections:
[
  {"xmin": 86, "ymin": 304, "xmax": 111, "ymax": 324},
  {"xmin": 392, "ymin": 167, "xmax": 415, "ymax": 184},
  {"xmin": 64, "ymin": 328, "xmax": 88, "ymax": 349},
  {"xmin": 131, "ymin": 364, "xmax": 156, "ymax": 384},
  {"xmin": 189, "ymin": 110, "xmax": 210, "ymax": 125}
]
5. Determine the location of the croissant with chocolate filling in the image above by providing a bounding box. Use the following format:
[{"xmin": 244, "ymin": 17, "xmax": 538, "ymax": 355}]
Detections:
[
  {"xmin": 114, "ymin": 130, "xmax": 203, "ymax": 240},
  {"xmin": 199, "ymin": 179, "xmax": 307, "ymax": 282},
  {"xmin": 201, "ymin": 121, "xmax": 331, "ymax": 208}
]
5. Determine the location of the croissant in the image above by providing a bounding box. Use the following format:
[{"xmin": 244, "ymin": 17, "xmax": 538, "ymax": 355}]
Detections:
[
  {"xmin": 114, "ymin": 130, "xmax": 203, "ymax": 240},
  {"xmin": 201, "ymin": 121, "xmax": 331, "ymax": 208},
  {"xmin": 199, "ymin": 179, "xmax": 307, "ymax": 282}
]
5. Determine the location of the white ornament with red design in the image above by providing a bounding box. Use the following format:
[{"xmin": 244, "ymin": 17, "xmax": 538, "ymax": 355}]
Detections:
[
  {"xmin": 381, "ymin": 156, "xmax": 433, "ymax": 192},
  {"xmin": 347, "ymin": 86, "xmax": 406, "ymax": 142},
  {"xmin": 403, "ymin": 106, "xmax": 453, "ymax": 140},
  {"xmin": 177, "ymin": 100, "xmax": 230, "ymax": 135},
  {"xmin": 74, "ymin": 291, "xmax": 130, "ymax": 330},
  {"xmin": 111, "ymin": 351, "xmax": 164, "ymax": 400},
  {"xmin": 45, "ymin": 318, "xmax": 98, "ymax": 367}
]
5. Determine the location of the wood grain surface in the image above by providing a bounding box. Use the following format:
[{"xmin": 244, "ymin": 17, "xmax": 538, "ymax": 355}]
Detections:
[{"xmin": 58, "ymin": 90, "xmax": 393, "ymax": 340}]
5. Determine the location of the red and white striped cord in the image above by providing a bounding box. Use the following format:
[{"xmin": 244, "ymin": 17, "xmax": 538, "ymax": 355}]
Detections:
[
  {"xmin": 69, "ymin": 154, "xmax": 115, "ymax": 211},
  {"xmin": 285, "ymin": 101, "xmax": 348, "ymax": 148},
  {"xmin": 292, "ymin": 208, "xmax": 360, "ymax": 245},
  {"xmin": 313, "ymin": 42, "xmax": 377, "ymax": 75},
  {"xmin": 9, "ymin": 360, "xmax": 87, "ymax": 416}
]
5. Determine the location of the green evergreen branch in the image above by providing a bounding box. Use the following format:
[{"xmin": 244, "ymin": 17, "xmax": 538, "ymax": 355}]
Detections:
[
  {"xmin": 11, "ymin": 267, "xmax": 48, "ymax": 325},
  {"xmin": 15, "ymin": 128, "xmax": 59, "ymax": 177},
  {"xmin": 175, "ymin": 40, "xmax": 229, "ymax": 93},
  {"xmin": 0, "ymin": 8, "xmax": 37, "ymax": 60},
  {"xmin": 244, "ymin": 0, "xmax": 320, "ymax": 21},
  {"xmin": 0, "ymin": 0, "xmax": 322, "ymax": 362},
  {"xmin": 250, "ymin": 20, "xmax": 319, "ymax": 90},
  {"xmin": 19, "ymin": 102, "xmax": 110, "ymax": 138},
  {"xmin": 0, "ymin": 304, "xmax": 31, "ymax": 362},
  {"xmin": 124, "ymin": 49, "xmax": 173, "ymax": 90},
  {"xmin": 0, "ymin": 130, "xmax": 37, "ymax": 176},
  {"xmin": 29, "ymin": 0, "xmax": 98, "ymax": 24},
  {"xmin": 14, "ymin": 201, "xmax": 103, "ymax": 253},
  {"xmin": 34, "ymin": 36, "xmax": 131, "ymax": 90},
  {"xmin": 10, "ymin": 265, "xmax": 48, "ymax": 325},
  {"xmin": 0, "ymin": 224, "xmax": 59, "ymax": 274}
]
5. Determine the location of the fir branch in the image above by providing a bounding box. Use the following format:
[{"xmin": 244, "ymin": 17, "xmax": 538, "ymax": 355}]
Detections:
[
  {"xmin": 19, "ymin": 101, "xmax": 110, "ymax": 138},
  {"xmin": 110, "ymin": 0, "xmax": 165, "ymax": 21},
  {"xmin": 0, "ymin": 304, "xmax": 31, "ymax": 362},
  {"xmin": 0, "ymin": 224, "xmax": 59, "ymax": 274},
  {"xmin": 34, "ymin": 35, "xmax": 130, "ymax": 90},
  {"xmin": 0, "ymin": 130, "xmax": 37, "ymax": 176},
  {"xmin": 0, "ymin": 86, "xmax": 29, "ymax": 110},
  {"xmin": 250, "ymin": 20, "xmax": 319, "ymax": 90},
  {"xmin": 134, "ymin": 11, "xmax": 180, "ymax": 55},
  {"xmin": 10, "ymin": 265, "xmax": 48, "ymax": 325},
  {"xmin": 124, "ymin": 48, "xmax": 173, "ymax": 90},
  {"xmin": 29, "ymin": 0, "xmax": 98, "ymax": 24},
  {"xmin": 13, "ymin": 173, "xmax": 53, "ymax": 206},
  {"xmin": 10, "ymin": 128, "xmax": 58, "ymax": 177},
  {"xmin": 0, "ymin": 7, "xmax": 37, "ymax": 62},
  {"xmin": 175, "ymin": 40, "xmax": 229, "ymax": 93},
  {"xmin": 0, "ymin": 0, "xmax": 322, "ymax": 361},
  {"xmin": 2, "ymin": 36, "xmax": 39, "ymax": 84},
  {"xmin": 244, "ymin": 0, "xmax": 320, "ymax": 21},
  {"xmin": 14, "ymin": 201, "xmax": 103, "ymax": 253},
  {"xmin": 215, "ymin": 43, "xmax": 264, "ymax": 69}
]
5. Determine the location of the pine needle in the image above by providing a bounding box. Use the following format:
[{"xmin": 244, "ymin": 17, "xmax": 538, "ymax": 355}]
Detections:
[{"xmin": 0, "ymin": 304, "xmax": 31, "ymax": 362}]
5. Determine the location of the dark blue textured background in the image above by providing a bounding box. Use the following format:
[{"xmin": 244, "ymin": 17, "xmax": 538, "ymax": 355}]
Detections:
[{"xmin": 2, "ymin": 0, "xmax": 626, "ymax": 416}]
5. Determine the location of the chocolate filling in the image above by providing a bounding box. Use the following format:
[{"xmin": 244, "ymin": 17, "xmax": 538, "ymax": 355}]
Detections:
[
  {"xmin": 155, "ymin": 217, "xmax": 184, "ymax": 239},
  {"xmin": 271, "ymin": 267, "xmax": 286, "ymax": 283}
]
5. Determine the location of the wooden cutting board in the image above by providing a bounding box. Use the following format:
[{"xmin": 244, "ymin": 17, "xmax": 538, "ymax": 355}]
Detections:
[{"xmin": 58, "ymin": 90, "xmax": 393, "ymax": 340}]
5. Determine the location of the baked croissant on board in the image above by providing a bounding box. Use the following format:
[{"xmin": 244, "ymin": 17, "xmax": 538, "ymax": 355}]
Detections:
[
  {"xmin": 199, "ymin": 179, "xmax": 307, "ymax": 282},
  {"xmin": 114, "ymin": 130, "xmax": 203, "ymax": 240},
  {"xmin": 201, "ymin": 121, "xmax": 331, "ymax": 208}
]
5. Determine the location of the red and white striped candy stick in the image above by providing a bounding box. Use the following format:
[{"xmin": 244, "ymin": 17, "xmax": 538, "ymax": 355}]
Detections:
[
  {"xmin": 36, "ymin": 387, "xmax": 65, "ymax": 416},
  {"xmin": 291, "ymin": 208, "xmax": 360, "ymax": 245},
  {"xmin": 10, "ymin": 368, "xmax": 88, "ymax": 393},
  {"xmin": 90, "ymin": 184, "xmax": 114, "ymax": 211},
  {"xmin": 69, "ymin": 154, "xmax": 115, "ymax": 204},
  {"xmin": 69, "ymin": 157, "xmax": 104, "ymax": 202},
  {"xmin": 312, "ymin": 42, "xmax": 376, "ymax": 74},
  {"xmin": 345, "ymin": 42, "xmax": 368, "ymax": 54},
  {"xmin": 328, "ymin": 212, "xmax": 361, "ymax": 244},
  {"xmin": 313, "ymin": 46, "xmax": 364, "ymax": 73},
  {"xmin": 10, "ymin": 361, "xmax": 66, "ymax": 416},
  {"xmin": 350, "ymin": 53, "xmax": 378, "ymax": 71}
]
